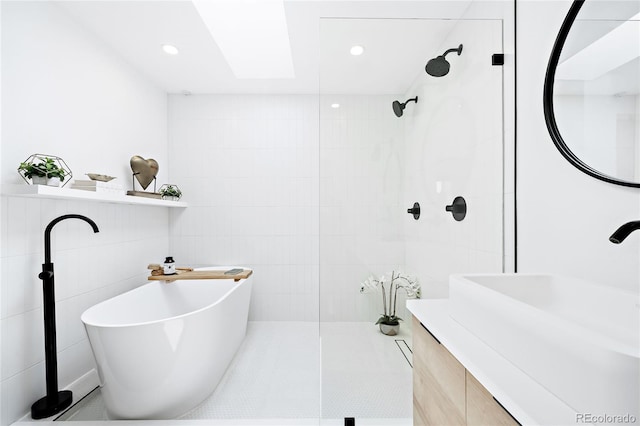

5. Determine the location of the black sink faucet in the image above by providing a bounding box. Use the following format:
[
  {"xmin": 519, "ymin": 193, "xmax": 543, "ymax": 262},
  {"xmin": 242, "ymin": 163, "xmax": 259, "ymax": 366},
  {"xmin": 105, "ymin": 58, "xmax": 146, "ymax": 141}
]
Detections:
[
  {"xmin": 31, "ymin": 214, "xmax": 99, "ymax": 419},
  {"xmin": 609, "ymin": 220, "xmax": 640, "ymax": 244}
]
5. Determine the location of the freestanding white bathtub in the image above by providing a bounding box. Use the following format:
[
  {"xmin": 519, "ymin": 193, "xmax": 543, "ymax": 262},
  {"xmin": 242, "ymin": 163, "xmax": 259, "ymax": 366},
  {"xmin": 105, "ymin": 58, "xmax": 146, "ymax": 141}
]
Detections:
[{"xmin": 81, "ymin": 267, "xmax": 254, "ymax": 419}]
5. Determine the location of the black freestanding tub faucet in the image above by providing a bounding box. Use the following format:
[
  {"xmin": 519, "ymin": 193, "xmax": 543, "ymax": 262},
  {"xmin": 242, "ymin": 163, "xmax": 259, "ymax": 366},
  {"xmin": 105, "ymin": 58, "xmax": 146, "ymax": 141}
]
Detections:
[{"xmin": 31, "ymin": 214, "xmax": 99, "ymax": 419}]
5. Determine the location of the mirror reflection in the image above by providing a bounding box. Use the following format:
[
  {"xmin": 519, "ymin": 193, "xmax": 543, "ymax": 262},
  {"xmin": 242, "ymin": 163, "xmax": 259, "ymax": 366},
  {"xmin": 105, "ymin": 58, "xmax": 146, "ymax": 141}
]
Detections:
[{"xmin": 553, "ymin": 1, "xmax": 640, "ymax": 183}]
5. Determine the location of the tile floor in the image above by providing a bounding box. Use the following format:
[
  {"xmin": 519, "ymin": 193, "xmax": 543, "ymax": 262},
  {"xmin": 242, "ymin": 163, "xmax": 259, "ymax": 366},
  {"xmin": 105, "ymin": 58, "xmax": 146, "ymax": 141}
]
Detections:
[{"xmin": 53, "ymin": 321, "xmax": 413, "ymax": 424}]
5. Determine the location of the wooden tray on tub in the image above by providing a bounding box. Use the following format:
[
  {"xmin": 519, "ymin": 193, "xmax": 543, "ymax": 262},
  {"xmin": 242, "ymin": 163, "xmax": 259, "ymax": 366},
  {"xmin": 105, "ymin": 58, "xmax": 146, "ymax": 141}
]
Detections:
[{"xmin": 147, "ymin": 268, "xmax": 253, "ymax": 282}]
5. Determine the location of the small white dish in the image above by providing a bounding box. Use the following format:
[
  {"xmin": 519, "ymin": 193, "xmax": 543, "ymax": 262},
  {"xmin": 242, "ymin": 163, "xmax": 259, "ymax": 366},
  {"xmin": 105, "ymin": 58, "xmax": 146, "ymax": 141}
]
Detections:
[{"xmin": 86, "ymin": 173, "xmax": 116, "ymax": 182}]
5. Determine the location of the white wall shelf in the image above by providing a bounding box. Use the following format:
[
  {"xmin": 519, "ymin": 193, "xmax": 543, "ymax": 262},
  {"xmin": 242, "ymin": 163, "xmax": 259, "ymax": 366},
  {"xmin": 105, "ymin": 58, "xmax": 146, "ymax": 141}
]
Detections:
[{"xmin": 1, "ymin": 184, "xmax": 188, "ymax": 208}]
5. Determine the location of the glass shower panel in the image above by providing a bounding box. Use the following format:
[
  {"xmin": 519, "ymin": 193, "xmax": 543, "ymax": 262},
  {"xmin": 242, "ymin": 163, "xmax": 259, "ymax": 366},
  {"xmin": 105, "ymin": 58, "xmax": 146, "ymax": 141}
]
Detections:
[
  {"xmin": 319, "ymin": 93, "xmax": 410, "ymax": 422},
  {"xmin": 319, "ymin": 17, "xmax": 504, "ymax": 424},
  {"xmin": 319, "ymin": 18, "xmax": 423, "ymax": 424}
]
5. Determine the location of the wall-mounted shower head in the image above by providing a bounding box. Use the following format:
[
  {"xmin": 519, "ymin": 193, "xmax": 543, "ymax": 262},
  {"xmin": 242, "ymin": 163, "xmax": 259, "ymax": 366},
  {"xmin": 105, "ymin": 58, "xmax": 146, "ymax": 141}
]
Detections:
[
  {"xmin": 392, "ymin": 96, "xmax": 418, "ymax": 117},
  {"xmin": 426, "ymin": 44, "xmax": 463, "ymax": 77}
]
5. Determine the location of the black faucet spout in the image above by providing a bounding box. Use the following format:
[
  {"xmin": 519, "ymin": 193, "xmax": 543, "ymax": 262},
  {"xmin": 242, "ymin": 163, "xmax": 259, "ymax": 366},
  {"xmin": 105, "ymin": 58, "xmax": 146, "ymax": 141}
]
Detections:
[
  {"xmin": 609, "ymin": 220, "xmax": 640, "ymax": 244},
  {"xmin": 44, "ymin": 214, "xmax": 99, "ymax": 264}
]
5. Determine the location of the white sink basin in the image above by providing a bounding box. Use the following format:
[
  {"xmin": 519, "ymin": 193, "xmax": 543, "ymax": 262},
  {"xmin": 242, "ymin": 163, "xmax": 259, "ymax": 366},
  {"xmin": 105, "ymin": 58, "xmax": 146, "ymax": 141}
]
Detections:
[{"xmin": 449, "ymin": 273, "xmax": 639, "ymax": 417}]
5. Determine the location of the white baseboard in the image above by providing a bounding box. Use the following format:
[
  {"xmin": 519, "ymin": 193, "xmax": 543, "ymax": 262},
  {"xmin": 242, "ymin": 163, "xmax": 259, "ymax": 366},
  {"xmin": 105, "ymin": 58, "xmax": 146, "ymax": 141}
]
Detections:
[{"xmin": 65, "ymin": 368, "xmax": 101, "ymax": 402}]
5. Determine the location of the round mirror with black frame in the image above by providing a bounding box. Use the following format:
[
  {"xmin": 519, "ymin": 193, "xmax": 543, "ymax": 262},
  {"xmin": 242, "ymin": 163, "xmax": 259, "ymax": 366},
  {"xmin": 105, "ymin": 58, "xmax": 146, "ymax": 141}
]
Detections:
[{"xmin": 544, "ymin": 0, "xmax": 640, "ymax": 187}]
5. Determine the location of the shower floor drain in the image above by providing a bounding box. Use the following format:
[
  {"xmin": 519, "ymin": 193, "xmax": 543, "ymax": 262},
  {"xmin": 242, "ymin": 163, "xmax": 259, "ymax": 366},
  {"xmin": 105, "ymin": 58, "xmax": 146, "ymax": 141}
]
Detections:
[
  {"xmin": 54, "ymin": 387, "xmax": 104, "ymax": 421},
  {"xmin": 395, "ymin": 339, "xmax": 413, "ymax": 368}
]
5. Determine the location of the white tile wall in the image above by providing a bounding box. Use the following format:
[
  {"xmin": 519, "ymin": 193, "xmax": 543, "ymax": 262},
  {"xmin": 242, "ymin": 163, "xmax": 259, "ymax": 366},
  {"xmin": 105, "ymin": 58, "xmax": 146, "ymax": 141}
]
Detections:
[
  {"xmin": 318, "ymin": 19, "xmax": 508, "ymax": 322},
  {"xmin": 168, "ymin": 95, "xmax": 320, "ymax": 322},
  {"xmin": 1, "ymin": 3, "xmax": 170, "ymax": 424},
  {"xmin": 0, "ymin": 199, "xmax": 169, "ymax": 425},
  {"xmin": 319, "ymin": 95, "xmax": 407, "ymax": 323},
  {"xmin": 402, "ymin": 20, "xmax": 505, "ymax": 299}
]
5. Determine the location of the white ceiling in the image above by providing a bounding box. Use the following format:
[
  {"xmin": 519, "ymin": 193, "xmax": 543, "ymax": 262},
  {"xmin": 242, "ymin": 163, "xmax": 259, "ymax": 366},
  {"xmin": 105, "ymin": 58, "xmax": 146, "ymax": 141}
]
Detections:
[
  {"xmin": 57, "ymin": 0, "xmax": 477, "ymax": 95},
  {"xmin": 319, "ymin": 18, "xmax": 459, "ymax": 94}
]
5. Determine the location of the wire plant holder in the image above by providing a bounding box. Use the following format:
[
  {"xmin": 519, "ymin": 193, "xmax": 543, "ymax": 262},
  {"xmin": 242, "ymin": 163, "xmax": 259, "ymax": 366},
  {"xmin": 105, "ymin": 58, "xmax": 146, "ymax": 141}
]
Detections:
[
  {"xmin": 158, "ymin": 184, "xmax": 182, "ymax": 201},
  {"xmin": 18, "ymin": 154, "xmax": 73, "ymax": 187}
]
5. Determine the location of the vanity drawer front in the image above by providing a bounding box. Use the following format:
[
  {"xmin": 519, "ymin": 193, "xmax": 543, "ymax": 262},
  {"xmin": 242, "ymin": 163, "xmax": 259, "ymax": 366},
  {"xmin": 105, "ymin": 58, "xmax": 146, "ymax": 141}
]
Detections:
[
  {"xmin": 466, "ymin": 372, "xmax": 519, "ymax": 426},
  {"xmin": 413, "ymin": 315, "xmax": 466, "ymax": 426}
]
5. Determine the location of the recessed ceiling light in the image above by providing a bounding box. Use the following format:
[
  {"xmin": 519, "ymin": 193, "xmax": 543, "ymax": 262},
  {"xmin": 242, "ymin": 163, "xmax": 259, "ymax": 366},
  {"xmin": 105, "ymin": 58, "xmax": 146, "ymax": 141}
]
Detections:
[
  {"xmin": 331, "ymin": 103, "xmax": 340, "ymax": 109},
  {"xmin": 162, "ymin": 44, "xmax": 179, "ymax": 55},
  {"xmin": 350, "ymin": 45, "xmax": 365, "ymax": 56}
]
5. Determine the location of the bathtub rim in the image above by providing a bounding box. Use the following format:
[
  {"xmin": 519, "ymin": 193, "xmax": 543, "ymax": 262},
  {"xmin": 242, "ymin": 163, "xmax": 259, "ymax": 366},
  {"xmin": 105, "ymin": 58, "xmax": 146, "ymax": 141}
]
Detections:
[{"xmin": 81, "ymin": 266, "xmax": 253, "ymax": 329}]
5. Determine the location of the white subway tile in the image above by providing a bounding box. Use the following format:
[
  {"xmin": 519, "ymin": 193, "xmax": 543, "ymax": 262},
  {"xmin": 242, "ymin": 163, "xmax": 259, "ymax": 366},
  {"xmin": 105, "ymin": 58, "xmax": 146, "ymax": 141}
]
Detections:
[
  {"xmin": 1, "ymin": 362, "xmax": 44, "ymax": 425},
  {"xmin": 1, "ymin": 309, "xmax": 44, "ymax": 381},
  {"xmin": 6, "ymin": 198, "xmax": 27, "ymax": 257}
]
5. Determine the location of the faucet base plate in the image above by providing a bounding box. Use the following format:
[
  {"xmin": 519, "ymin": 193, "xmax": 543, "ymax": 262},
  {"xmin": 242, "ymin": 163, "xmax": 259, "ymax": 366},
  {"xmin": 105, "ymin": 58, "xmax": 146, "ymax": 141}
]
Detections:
[{"xmin": 31, "ymin": 390, "xmax": 72, "ymax": 419}]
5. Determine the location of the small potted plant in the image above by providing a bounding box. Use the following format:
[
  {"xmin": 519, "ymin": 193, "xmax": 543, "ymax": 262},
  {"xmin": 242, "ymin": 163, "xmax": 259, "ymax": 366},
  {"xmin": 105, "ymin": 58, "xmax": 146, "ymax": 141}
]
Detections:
[
  {"xmin": 360, "ymin": 271, "xmax": 420, "ymax": 336},
  {"xmin": 18, "ymin": 155, "xmax": 71, "ymax": 187},
  {"xmin": 159, "ymin": 184, "xmax": 182, "ymax": 201}
]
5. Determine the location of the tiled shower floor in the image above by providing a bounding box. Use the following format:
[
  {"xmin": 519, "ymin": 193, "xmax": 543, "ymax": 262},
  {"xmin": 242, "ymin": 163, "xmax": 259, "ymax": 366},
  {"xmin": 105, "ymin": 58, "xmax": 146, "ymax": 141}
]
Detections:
[{"xmin": 51, "ymin": 321, "xmax": 413, "ymax": 424}]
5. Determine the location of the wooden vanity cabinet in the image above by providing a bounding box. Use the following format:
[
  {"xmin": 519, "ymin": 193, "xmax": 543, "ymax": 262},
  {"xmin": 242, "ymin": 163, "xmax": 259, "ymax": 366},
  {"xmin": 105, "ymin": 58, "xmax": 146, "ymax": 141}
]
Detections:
[
  {"xmin": 466, "ymin": 372, "xmax": 519, "ymax": 425},
  {"xmin": 412, "ymin": 315, "xmax": 519, "ymax": 426},
  {"xmin": 413, "ymin": 315, "xmax": 466, "ymax": 425}
]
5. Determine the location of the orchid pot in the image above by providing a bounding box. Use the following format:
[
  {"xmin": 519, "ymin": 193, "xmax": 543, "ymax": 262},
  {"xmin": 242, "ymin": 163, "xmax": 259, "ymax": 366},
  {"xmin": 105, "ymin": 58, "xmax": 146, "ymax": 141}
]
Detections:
[{"xmin": 361, "ymin": 271, "xmax": 420, "ymax": 336}]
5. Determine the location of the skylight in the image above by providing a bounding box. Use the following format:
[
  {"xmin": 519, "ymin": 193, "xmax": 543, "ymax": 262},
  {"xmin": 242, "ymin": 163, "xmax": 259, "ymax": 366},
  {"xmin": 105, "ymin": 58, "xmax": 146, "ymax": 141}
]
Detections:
[
  {"xmin": 556, "ymin": 13, "xmax": 639, "ymax": 81},
  {"xmin": 192, "ymin": 0, "xmax": 295, "ymax": 79}
]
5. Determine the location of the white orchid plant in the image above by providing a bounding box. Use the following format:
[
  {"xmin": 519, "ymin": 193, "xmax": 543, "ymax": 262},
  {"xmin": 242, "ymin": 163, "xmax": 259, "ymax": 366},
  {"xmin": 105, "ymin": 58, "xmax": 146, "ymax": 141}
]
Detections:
[{"xmin": 360, "ymin": 271, "xmax": 421, "ymax": 326}]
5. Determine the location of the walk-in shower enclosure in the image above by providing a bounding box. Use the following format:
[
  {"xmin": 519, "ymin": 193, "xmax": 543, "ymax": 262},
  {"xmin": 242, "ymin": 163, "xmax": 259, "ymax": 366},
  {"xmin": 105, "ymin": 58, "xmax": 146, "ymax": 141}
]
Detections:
[{"xmin": 318, "ymin": 16, "xmax": 506, "ymax": 423}]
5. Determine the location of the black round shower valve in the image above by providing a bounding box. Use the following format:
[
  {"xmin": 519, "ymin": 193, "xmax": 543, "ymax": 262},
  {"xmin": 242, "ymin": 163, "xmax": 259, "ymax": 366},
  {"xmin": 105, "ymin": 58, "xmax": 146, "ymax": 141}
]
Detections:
[
  {"xmin": 407, "ymin": 202, "xmax": 421, "ymax": 220},
  {"xmin": 446, "ymin": 196, "xmax": 467, "ymax": 221}
]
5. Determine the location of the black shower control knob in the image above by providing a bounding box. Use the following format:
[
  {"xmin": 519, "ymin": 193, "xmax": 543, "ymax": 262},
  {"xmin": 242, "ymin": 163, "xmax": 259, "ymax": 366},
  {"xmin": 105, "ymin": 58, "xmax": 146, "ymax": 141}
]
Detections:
[
  {"xmin": 446, "ymin": 196, "xmax": 467, "ymax": 221},
  {"xmin": 407, "ymin": 202, "xmax": 420, "ymax": 220}
]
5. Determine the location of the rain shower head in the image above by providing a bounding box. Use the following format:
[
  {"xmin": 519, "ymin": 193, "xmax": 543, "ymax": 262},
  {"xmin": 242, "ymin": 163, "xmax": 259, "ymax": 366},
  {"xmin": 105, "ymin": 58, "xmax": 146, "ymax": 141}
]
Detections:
[
  {"xmin": 426, "ymin": 44, "xmax": 463, "ymax": 77},
  {"xmin": 392, "ymin": 96, "xmax": 418, "ymax": 117}
]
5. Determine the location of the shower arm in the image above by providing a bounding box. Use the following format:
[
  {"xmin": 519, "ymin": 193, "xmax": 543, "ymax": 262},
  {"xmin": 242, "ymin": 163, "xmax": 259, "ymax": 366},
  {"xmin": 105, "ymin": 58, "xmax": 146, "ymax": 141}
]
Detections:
[{"xmin": 442, "ymin": 47, "xmax": 460, "ymax": 58}]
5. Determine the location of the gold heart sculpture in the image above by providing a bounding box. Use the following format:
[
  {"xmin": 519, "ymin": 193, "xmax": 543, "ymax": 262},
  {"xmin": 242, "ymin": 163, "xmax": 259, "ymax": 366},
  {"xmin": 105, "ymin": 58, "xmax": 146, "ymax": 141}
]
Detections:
[{"xmin": 130, "ymin": 155, "xmax": 159, "ymax": 190}]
